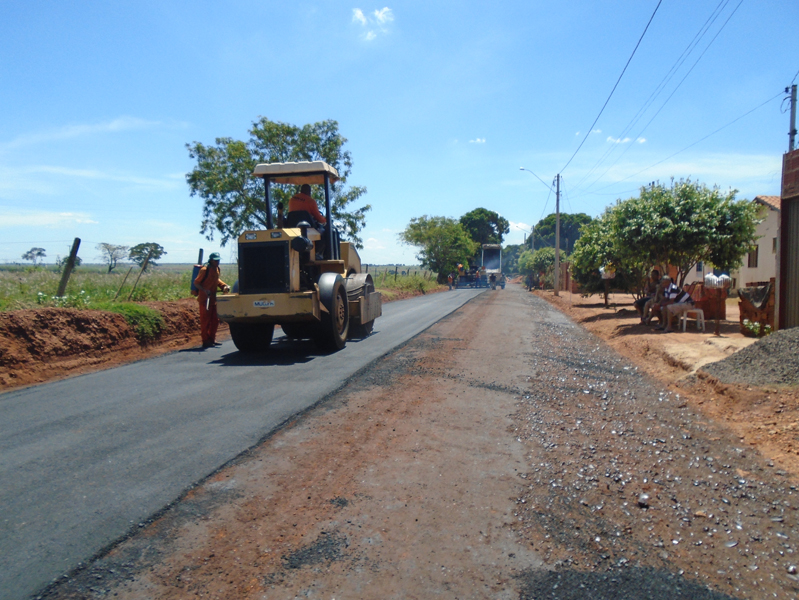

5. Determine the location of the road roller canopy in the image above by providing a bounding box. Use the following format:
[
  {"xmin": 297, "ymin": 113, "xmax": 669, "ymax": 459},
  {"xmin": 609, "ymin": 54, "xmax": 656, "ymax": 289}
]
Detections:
[{"xmin": 252, "ymin": 161, "xmax": 340, "ymax": 185}]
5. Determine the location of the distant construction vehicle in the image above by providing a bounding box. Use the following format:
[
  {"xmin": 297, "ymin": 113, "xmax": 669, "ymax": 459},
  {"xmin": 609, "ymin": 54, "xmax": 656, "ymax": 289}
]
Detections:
[
  {"xmin": 456, "ymin": 244, "xmax": 504, "ymax": 289},
  {"xmin": 216, "ymin": 161, "xmax": 382, "ymax": 352},
  {"xmin": 481, "ymin": 244, "xmax": 504, "ymax": 289}
]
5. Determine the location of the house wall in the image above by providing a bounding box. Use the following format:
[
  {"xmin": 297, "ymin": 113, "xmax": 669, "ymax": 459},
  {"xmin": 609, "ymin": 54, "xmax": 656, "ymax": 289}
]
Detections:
[{"xmin": 732, "ymin": 204, "xmax": 779, "ymax": 287}]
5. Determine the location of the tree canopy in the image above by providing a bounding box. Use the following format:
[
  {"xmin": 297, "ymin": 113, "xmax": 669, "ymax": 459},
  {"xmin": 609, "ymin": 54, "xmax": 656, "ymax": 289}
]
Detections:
[
  {"xmin": 399, "ymin": 216, "xmax": 479, "ymax": 282},
  {"xmin": 97, "ymin": 243, "xmax": 129, "ymax": 273},
  {"xmin": 517, "ymin": 247, "xmax": 567, "ymax": 284},
  {"xmin": 129, "ymin": 243, "xmax": 167, "ymax": 270},
  {"xmin": 528, "ymin": 212, "xmax": 592, "ymax": 253},
  {"xmin": 459, "ymin": 208, "xmax": 510, "ymax": 245},
  {"xmin": 186, "ymin": 118, "xmax": 371, "ymax": 248},
  {"xmin": 22, "ymin": 247, "xmax": 46, "ymax": 265},
  {"xmin": 501, "ymin": 244, "xmax": 525, "ymax": 275},
  {"xmin": 571, "ymin": 180, "xmax": 760, "ymax": 293}
]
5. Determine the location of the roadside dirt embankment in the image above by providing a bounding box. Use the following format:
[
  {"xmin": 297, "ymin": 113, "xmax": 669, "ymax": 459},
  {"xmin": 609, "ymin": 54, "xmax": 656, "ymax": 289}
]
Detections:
[{"xmin": 0, "ymin": 300, "xmax": 208, "ymax": 390}]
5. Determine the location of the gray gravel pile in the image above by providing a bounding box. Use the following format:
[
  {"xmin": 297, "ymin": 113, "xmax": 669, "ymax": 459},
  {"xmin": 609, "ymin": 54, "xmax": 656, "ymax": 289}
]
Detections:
[{"xmin": 701, "ymin": 327, "xmax": 799, "ymax": 386}]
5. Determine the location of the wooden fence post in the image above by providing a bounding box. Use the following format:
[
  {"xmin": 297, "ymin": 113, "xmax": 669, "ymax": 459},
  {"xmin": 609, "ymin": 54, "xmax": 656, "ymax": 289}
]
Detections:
[
  {"xmin": 56, "ymin": 238, "xmax": 81, "ymax": 297},
  {"xmin": 127, "ymin": 251, "xmax": 153, "ymax": 301}
]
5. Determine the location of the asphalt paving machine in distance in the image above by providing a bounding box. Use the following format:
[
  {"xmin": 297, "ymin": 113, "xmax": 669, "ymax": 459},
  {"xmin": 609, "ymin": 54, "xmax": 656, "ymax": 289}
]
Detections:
[{"xmin": 216, "ymin": 161, "xmax": 381, "ymax": 352}]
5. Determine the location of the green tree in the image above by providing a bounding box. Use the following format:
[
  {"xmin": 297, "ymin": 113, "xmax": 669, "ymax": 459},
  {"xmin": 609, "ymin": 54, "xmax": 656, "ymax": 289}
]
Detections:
[
  {"xmin": 97, "ymin": 243, "xmax": 129, "ymax": 273},
  {"xmin": 399, "ymin": 216, "xmax": 480, "ymax": 283},
  {"xmin": 459, "ymin": 208, "xmax": 510, "ymax": 245},
  {"xmin": 501, "ymin": 244, "xmax": 525, "ymax": 275},
  {"xmin": 186, "ymin": 118, "xmax": 371, "ymax": 248},
  {"xmin": 570, "ymin": 210, "xmax": 646, "ymax": 296},
  {"xmin": 55, "ymin": 247, "xmax": 82, "ymax": 273},
  {"xmin": 517, "ymin": 250, "xmax": 535, "ymax": 277},
  {"xmin": 612, "ymin": 179, "xmax": 759, "ymax": 286},
  {"xmin": 571, "ymin": 179, "xmax": 759, "ymax": 295},
  {"xmin": 529, "ymin": 213, "xmax": 592, "ymax": 252},
  {"xmin": 129, "ymin": 243, "xmax": 167, "ymax": 270},
  {"xmin": 22, "ymin": 247, "xmax": 46, "ymax": 266}
]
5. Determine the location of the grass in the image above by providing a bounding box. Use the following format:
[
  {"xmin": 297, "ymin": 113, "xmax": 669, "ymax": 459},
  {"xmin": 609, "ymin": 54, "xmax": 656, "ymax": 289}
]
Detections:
[
  {"xmin": 369, "ymin": 266, "xmax": 443, "ymax": 298},
  {"xmin": 0, "ymin": 264, "xmax": 445, "ymax": 311},
  {"xmin": 0, "ymin": 265, "xmax": 192, "ymax": 311},
  {"xmin": 94, "ymin": 302, "xmax": 166, "ymax": 342}
]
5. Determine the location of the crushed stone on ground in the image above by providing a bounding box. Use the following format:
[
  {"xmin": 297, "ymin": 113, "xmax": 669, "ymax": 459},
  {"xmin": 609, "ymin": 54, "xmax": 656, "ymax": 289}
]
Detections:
[{"xmin": 701, "ymin": 327, "xmax": 799, "ymax": 386}]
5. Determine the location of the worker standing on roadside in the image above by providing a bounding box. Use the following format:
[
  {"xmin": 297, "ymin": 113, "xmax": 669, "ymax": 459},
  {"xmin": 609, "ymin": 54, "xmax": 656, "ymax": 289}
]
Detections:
[{"xmin": 194, "ymin": 252, "xmax": 230, "ymax": 348}]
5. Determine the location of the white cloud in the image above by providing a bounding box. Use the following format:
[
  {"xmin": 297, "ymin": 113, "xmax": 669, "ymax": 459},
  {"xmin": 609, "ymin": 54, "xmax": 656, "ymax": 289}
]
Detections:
[
  {"xmin": 607, "ymin": 136, "xmax": 632, "ymax": 144},
  {"xmin": 591, "ymin": 129, "xmax": 602, "ymax": 134},
  {"xmin": 0, "ymin": 165, "xmax": 180, "ymax": 194},
  {"xmin": 364, "ymin": 237, "xmax": 386, "ymax": 250},
  {"xmin": 469, "ymin": 138, "xmax": 486, "ymax": 144},
  {"xmin": 637, "ymin": 138, "xmax": 646, "ymax": 144},
  {"xmin": 0, "ymin": 117, "xmax": 162, "ymax": 151},
  {"xmin": 509, "ymin": 221, "xmax": 531, "ymax": 232},
  {"xmin": 0, "ymin": 208, "xmax": 98, "ymax": 228},
  {"xmin": 352, "ymin": 6, "xmax": 394, "ymax": 41},
  {"xmin": 373, "ymin": 7, "xmax": 394, "ymax": 24}
]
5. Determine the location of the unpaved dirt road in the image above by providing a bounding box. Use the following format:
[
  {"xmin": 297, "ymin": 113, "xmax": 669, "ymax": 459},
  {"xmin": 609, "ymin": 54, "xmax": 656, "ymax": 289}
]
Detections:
[{"xmin": 36, "ymin": 286, "xmax": 799, "ymax": 599}]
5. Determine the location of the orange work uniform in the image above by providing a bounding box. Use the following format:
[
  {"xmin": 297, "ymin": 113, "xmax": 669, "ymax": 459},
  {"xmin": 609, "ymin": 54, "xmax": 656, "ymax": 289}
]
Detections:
[
  {"xmin": 288, "ymin": 192, "xmax": 326, "ymax": 225},
  {"xmin": 194, "ymin": 265, "xmax": 228, "ymax": 346}
]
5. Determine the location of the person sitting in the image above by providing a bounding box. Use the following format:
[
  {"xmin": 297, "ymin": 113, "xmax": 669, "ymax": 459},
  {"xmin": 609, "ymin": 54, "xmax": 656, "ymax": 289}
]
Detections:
[
  {"xmin": 635, "ymin": 269, "xmax": 661, "ymax": 323},
  {"xmin": 288, "ymin": 184, "xmax": 327, "ymax": 258},
  {"xmin": 656, "ymin": 277, "xmax": 695, "ymax": 332},
  {"xmin": 288, "ymin": 184, "xmax": 326, "ymax": 228}
]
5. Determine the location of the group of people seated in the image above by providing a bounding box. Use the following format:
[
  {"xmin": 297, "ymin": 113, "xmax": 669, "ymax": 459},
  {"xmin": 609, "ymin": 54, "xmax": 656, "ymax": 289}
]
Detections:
[{"xmin": 633, "ymin": 270, "xmax": 696, "ymax": 333}]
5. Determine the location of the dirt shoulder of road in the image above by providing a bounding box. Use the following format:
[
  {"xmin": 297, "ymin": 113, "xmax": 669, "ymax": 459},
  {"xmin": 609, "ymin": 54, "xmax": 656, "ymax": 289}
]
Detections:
[{"xmin": 533, "ymin": 289, "xmax": 799, "ymax": 479}]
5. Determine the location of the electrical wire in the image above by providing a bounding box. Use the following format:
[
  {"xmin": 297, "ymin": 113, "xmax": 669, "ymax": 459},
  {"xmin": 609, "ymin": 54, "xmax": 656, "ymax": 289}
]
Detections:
[
  {"xmin": 560, "ymin": 0, "xmax": 663, "ymax": 174},
  {"xmin": 589, "ymin": 0, "xmax": 745, "ymax": 180},
  {"xmin": 589, "ymin": 90, "xmax": 783, "ymax": 193},
  {"xmin": 569, "ymin": 0, "xmax": 732, "ymax": 195}
]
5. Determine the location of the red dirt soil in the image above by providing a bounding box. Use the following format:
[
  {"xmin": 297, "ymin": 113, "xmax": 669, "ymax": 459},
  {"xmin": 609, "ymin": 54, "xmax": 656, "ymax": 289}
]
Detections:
[{"xmin": 0, "ymin": 299, "xmax": 216, "ymax": 391}]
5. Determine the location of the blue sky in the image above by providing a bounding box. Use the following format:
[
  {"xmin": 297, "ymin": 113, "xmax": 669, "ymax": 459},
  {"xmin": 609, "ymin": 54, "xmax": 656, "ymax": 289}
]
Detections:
[{"xmin": 1, "ymin": 1, "xmax": 797, "ymax": 266}]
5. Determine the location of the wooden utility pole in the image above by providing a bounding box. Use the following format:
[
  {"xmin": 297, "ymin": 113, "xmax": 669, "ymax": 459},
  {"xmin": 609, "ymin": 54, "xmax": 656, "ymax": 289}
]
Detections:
[
  {"xmin": 789, "ymin": 84, "xmax": 797, "ymax": 152},
  {"xmin": 56, "ymin": 237, "xmax": 81, "ymax": 297},
  {"xmin": 554, "ymin": 174, "xmax": 561, "ymax": 296}
]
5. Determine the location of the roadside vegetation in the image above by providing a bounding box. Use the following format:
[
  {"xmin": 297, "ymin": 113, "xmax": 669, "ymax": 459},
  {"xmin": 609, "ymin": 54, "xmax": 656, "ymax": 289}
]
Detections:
[
  {"xmin": 0, "ymin": 264, "xmax": 442, "ymax": 312},
  {"xmin": 400, "ymin": 208, "xmax": 508, "ymax": 282},
  {"xmin": 0, "ymin": 265, "xmax": 193, "ymax": 311},
  {"xmin": 570, "ymin": 179, "xmax": 759, "ymax": 295}
]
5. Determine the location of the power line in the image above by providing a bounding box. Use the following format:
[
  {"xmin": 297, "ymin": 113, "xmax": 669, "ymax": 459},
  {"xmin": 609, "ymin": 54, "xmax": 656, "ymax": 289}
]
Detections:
[
  {"xmin": 560, "ymin": 0, "xmax": 663, "ymax": 174},
  {"xmin": 588, "ymin": 90, "xmax": 783, "ymax": 194},
  {"xmin": 570, "ymin": 0, "xmax": 732, "ymax": 195},
  {"xmin": 573, "ymin": 0, "xmax": 745, "ymax": 198}
]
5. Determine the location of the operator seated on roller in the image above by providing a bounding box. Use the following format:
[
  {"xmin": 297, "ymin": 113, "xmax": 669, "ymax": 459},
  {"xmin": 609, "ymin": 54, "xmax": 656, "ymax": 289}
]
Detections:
[{"xmin": 288, "ymin": 184, "xmax": 327, "ymax": 259}]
